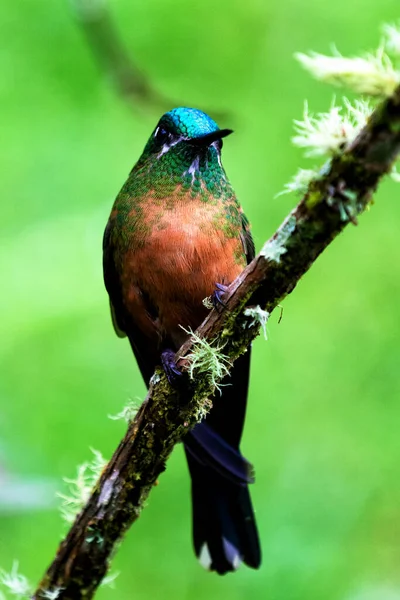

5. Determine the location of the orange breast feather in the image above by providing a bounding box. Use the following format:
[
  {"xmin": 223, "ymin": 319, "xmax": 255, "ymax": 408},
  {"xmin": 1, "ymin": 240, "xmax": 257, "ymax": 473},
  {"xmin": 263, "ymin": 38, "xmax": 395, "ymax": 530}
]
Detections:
[{"xmin": 120, "ymin": 192, "xmax": 245, "ymax": 349}]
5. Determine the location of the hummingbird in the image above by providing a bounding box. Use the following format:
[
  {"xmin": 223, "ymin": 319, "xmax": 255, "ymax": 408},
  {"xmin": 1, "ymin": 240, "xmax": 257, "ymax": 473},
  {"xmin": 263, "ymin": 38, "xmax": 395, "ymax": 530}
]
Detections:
[{"xmin": 103, "ymin": 107, "xmax": 261, "ymax": 574}]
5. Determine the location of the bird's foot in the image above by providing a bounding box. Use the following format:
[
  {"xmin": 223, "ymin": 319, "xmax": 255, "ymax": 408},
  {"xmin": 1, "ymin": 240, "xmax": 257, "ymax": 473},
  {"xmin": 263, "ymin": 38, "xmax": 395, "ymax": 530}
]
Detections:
[
  {"xmin": 211, "ymin": 282, "xmax": 229, "ymax": 311},
  {"xmin": 161, "ymin": 349, "xmax": 183, "ymax": 386}
]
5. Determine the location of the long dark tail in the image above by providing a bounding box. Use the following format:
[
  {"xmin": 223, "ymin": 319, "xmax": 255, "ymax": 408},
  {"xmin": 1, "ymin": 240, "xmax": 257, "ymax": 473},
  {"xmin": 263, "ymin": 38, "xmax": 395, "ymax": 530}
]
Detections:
[
  {"xmin": 184, "ymin": 444, "xmax": 260, "ymax": 574},
  {"xmin": 183, "ymin": 350, "xmax": 261, "ymax": 574}
]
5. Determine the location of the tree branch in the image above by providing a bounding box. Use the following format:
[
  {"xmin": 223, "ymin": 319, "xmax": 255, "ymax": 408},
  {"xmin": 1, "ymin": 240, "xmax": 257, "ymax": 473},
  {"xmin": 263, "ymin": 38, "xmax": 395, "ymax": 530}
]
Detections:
[
  {"xmin": 72, "ymin": 0, "xmax": 172, "ymax": 110},
  {"xmin": 72, "ymin": 0, "xmax": 228, "ymax": 120},
  {"xmin": 33, "ymin": 85, "xmax": 400, "ymax": 599}
]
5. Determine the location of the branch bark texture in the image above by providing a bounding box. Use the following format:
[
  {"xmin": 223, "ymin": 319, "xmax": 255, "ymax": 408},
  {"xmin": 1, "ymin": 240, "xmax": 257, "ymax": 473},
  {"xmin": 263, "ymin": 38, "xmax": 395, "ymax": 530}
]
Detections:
[{"xmin": 33, "ymin": 86, "xmax": 400, "ymax": 599}]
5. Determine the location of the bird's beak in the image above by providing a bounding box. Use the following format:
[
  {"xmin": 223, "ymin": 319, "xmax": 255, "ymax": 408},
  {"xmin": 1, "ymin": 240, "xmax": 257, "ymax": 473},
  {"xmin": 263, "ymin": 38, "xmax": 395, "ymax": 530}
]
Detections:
[{"xmin": 190, "ymin": 128, "xmax": 233, "ymax": 147}]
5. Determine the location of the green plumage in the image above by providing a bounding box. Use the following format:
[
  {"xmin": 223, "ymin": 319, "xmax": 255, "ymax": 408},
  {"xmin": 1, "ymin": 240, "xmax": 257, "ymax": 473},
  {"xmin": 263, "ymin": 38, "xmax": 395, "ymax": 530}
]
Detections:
[{"xmin": 108, "ymin": 107, "xmax": 250, "ymax": 258}]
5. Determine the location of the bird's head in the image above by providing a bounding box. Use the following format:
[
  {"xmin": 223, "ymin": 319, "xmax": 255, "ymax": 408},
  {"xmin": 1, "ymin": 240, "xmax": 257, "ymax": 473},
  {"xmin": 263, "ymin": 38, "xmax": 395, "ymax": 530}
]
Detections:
[{"xmin": 139, "ymin": 107, "xmax": 232, "ymax": 169}]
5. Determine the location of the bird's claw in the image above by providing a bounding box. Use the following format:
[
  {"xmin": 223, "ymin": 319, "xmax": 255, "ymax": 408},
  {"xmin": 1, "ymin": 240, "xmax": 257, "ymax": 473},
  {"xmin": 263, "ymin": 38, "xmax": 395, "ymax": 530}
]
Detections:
[
  {"xmin": 161, "ymin": 349, "xmax": 183, "ymax": 386},
  {"xmin": 211, "ymin": 282, "xmax": 229, "ymax": 311}
]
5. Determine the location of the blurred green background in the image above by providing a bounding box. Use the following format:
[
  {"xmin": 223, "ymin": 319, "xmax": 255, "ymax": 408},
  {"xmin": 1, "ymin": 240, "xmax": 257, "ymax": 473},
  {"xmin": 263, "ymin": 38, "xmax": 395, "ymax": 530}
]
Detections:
[{"xmin": 1, "ymin": 0, "xmax": 400, "ymax": 598}]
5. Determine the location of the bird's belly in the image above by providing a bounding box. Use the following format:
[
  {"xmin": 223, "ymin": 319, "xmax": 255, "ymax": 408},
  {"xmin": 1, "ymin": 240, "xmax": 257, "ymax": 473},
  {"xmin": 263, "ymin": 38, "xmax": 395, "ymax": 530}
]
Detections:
[{"xmin": 121, "ymin": 203, "xmax": 245, "ymax": 348}]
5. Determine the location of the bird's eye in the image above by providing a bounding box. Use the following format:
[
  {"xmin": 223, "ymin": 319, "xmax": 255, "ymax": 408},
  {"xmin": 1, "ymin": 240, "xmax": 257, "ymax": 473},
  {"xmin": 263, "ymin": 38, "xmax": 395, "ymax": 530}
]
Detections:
[{"xmin": 154, "ymin": 126, "xmax": 171, "ymax": 145}]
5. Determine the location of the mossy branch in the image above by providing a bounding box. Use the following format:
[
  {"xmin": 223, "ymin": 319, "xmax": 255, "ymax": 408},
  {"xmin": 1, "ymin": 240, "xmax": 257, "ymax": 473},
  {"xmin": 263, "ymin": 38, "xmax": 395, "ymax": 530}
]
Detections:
[{"xmin": 33, "ymin": 85, "xmax": 400, "ymax": 599}]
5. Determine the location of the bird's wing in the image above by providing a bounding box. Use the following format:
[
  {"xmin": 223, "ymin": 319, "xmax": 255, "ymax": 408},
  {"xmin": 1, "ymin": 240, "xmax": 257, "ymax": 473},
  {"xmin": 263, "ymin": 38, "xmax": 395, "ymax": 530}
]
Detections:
[
  {"xmin": 102, "ymin": 220, "xmax": 159, "ymax": 384},
  {"xmin": 102, "ymin": 220, "xmax": 127, "ymax": 338},
  {"xmin": 240, "ymin": 211, "xmax": 256, "ymax": 264}
]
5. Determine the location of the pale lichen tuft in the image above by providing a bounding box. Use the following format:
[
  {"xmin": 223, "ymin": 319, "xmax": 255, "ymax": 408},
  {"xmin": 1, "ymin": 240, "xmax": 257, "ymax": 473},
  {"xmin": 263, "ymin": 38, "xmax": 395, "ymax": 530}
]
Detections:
[
  {"xmin": 390, "ymin": 165, "xmax": 400, "ymax": 182},
  {"xmin": 0, "ymin": 562, "xmax": 32, "ymax": 599},
  {"xmin": 149, "ymin": 372, "xmax": 161, "ymax": 385},
  {"xmin": 57, "ymin": 449, "xmax": 108, "ymax": 523},
  {"xmin": 181, "ymin": 327, "xmax": 232, "ymax": 394},
  {"xmin": 108, "ymin": 400, "xmax": 139, "ymax": 422},
  {"xmin": 202, "ymin": 296, "xmax": 214, "ymax": 310},
  {"xmin": 277, "ymin": 168, "xmax": 318, "ymax": 197},
  {"xmin": 296, "ymin": 48, "xmax": 399, "ymax": 96},
  {"xmin": 100, "ymin": 570, "xmax": 120, "ymax": 589},
  {"xmin": 383, "ymin": 22, "xmax": 400, "ymax": 57},
  {"xmin": 40, "ymin": 588, "xmax": 64, "ymax": 600},
  {"xmin": 261, "ymin": 214, "xmax": 297, "ymax": 263},
  {"xmin": 244, "ymin": 306, "xmax": 270, "ymax": 340},
  {"xmin": 292, "ymin": 99, "xmax": 372, "ymax": 157}
]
